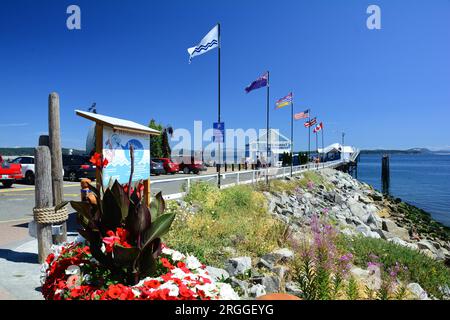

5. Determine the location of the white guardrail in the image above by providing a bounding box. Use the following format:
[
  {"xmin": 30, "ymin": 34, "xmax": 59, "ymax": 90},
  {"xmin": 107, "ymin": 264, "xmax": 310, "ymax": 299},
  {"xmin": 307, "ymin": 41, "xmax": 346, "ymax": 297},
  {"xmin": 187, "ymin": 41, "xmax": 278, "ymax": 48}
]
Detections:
[{"xmin": 151, "ymin": 159, "xmax": 344, "ymax": 200}]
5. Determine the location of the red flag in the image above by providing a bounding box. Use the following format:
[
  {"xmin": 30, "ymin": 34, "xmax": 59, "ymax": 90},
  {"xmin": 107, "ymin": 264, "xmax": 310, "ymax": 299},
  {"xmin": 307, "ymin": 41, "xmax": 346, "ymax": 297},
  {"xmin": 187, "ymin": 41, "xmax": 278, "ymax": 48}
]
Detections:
[{"xmin": 313, "ymin": 122, "xmax": 323, "ymax": 133}]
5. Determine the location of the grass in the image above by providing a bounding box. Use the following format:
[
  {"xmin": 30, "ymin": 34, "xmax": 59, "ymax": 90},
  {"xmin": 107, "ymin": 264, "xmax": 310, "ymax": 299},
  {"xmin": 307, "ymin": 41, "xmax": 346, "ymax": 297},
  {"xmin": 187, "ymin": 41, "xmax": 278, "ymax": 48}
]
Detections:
[
  {"xmin": 163, "ymin": 182, "xmax": 285, "ymax": 267},
  {"xmin": 255, "ymin": 171, "xmax": 335, "ymax": 195},
  {"xmin": 337, "ymin": 234, "xmax": 450, "ymax": 299}
]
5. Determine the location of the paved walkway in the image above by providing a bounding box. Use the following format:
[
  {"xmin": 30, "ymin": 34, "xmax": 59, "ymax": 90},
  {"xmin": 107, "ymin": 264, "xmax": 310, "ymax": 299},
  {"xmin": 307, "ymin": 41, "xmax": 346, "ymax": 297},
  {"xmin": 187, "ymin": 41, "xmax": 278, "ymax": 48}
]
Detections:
[{"xmin": 0, "ymin": 238, "xmax": 43, "ymax": 300}]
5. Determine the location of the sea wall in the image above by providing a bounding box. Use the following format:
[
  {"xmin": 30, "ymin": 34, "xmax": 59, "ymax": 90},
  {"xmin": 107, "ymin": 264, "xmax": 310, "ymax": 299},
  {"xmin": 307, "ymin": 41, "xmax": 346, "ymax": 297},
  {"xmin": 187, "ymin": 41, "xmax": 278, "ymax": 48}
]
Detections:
[{"xmin": 264, "ymin": 168, "xmax": 450, "ymax": 264}]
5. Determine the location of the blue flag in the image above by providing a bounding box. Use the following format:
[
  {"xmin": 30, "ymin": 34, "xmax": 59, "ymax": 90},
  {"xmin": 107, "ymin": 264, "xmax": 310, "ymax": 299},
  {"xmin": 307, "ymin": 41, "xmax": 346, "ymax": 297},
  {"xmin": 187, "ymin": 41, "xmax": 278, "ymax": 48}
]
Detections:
[{"xmin": 245, "ymin": 72, "xmax": 268, "ymax": 93}]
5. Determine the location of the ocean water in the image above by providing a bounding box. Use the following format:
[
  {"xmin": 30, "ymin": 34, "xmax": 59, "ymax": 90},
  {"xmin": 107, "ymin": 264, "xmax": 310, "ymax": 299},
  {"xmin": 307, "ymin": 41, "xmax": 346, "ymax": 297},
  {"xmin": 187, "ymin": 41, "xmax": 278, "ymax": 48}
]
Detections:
[{"xmin": 357, "ymin": 154, "xmax": 450, "ymax": 227}]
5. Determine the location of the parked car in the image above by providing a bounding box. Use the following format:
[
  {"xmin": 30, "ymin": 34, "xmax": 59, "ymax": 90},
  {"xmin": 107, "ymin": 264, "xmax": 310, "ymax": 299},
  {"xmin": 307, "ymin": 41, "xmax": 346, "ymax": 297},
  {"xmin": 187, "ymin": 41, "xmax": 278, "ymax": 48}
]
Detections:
[
  {"xmin": 153, "ymin": 158, "xmax": 179, "ymax": 174},
  {"xmin": 0, "ymin": 154, "xmax": 23, "ymax": 188},
  {"xmin": 179, "ymin": 161, "xmax": 206, "ymax": 174},
  {"xmin": 10, "ymin": 156, "xmax": 35, "ymax": 184},
  {"xmin": 62, "ymin": 154, "xmax": 96, "ymax": 182},
  {"xmin": 151, "ymin": 160, "xmax": 165, "ymax": 175}
]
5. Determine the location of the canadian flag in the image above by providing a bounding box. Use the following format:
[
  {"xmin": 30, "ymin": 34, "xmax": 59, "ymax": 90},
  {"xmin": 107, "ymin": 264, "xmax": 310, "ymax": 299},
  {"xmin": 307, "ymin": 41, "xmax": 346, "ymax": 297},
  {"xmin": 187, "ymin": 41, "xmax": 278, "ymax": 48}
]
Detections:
[{"xmin": 313, "ymin": 122, "xmax": 323, "ymax": 133}]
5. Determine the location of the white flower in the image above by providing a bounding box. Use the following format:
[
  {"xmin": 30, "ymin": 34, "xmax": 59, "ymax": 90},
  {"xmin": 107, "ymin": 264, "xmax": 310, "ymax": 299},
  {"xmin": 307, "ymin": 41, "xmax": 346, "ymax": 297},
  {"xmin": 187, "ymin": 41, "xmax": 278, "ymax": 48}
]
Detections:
[
  {"xmin": 132, "ymin": 288, "xmax": 141, "ymax": 297},
  {"xmin": 171, "ymin": 250, "xmax": 185, "ymax": 262},
  {"xmin": 196, "ymin": 283, "xmax": 218, "ymax": 298},
  {"xmin": 218, "ymin": 283, "xmax": 240, "ymax": 300},
  {"xmin": 186, "ymin": 255, "xmax": 202, "ymax": 270},
  {"xmin": 171, "ymin": 268, "xmax": 187, "ymax": 280},
  {"xmin": 162, "ymin": 247, "xmax": 175, "ymax": 255},
  {"xmin": 65, "ymin": 265, "xmax": 81, "ymax": 276},
  {"xmin": 160, "ymin": 282, "xmax": 179, "ymax": 297}
]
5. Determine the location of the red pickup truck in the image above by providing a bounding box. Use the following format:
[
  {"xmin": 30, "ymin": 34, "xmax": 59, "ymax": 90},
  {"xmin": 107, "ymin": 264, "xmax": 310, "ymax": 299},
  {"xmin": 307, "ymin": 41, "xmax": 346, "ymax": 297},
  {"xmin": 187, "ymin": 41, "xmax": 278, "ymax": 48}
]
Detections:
[{"xmin": 0, "ymin": 155, "xmax": 23, "ymax": 188}]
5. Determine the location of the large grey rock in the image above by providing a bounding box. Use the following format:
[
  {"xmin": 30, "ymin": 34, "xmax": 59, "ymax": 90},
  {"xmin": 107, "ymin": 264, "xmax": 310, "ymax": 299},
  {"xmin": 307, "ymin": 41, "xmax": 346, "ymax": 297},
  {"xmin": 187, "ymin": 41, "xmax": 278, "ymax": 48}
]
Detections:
[
  {"xmin": 407, "ymin": 283, "xmax": 429, "ymax": 300},
  {"xmin": 359, "ymin": 195, "xmax": 374, "ymax": 204},
  {"xmin": 249, "ymin": 284, "xmax": 266, "ymax": 298},
  {"xmin": 335, "ymin": 193, "xmax": 345, "ymax": 205},
  {"xmin": 349, "ymin": 203, "xmax": 366, "ymax": 220},
  {"xmin": 231, "ymin": 277, "xmax": 249, "ymax": 297},
  {"xmin": 272, "ymin": 248, "xmax": 294, "ymax": 261},
  {"xmin": 355, "ymin": 224, "xmax": 381, "ymax": 239},
  {"xmin": 206, "ymin": 266, "xmax": 230, "ymax": 281},
  {"xmin": 225, "ymin": 257, "xmax": 252, "ymax": 276},
  {"xmin": 364, "ymin": 212, "xmax": 382, "ymax": 229},
  {"xmin": 355, "ymin": 224, "xmax": 371, "ymax": 237},
  {"xmin": 256, "ymin": 258, "xmax": 274, "ymax": 270},
  {"xmin": 253, "ymin": 276, "xmax": 280, "ymax": 294},
  {"xmin": 341, "ymin": 228, "xmax": 356, "ymax": 237},
  {"xmin": 388, "ymin": 237, "xmax": 419, "ymax": 250},
  {"xmin": 382, "ymin": 219, "xmax": 410, "ymax": 240},
  {"xmin": 285, "ymin": 281, "xmax": 302, "ymax": 296},
  {"xmin": 350, "ymin": 267, "xmax": 369, "ymax": 279},
  {"xmin": 417, "ymin": 240, "xmax": 437, "ymax": 253}
]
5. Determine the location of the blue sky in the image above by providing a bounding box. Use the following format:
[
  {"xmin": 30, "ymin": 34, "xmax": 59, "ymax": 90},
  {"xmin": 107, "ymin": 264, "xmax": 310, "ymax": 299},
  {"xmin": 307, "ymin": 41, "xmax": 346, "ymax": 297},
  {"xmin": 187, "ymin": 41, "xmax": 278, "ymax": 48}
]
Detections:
[{"xmin": 0, "ymin": 0, "xmax": 449, "ymax": 151}]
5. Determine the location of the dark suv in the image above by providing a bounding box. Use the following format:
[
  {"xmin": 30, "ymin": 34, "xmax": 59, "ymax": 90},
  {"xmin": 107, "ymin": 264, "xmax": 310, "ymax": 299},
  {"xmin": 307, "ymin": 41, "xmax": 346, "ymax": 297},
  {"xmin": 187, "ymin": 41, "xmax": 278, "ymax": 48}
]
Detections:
[{"xmin": 62, "ymin": 154, "xmax": 96, "ymax": 182}]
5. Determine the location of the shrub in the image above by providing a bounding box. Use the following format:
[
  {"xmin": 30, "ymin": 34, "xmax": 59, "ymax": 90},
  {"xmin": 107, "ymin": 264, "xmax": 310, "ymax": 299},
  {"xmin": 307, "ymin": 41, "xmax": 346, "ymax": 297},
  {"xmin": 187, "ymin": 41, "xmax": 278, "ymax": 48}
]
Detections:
[
  {"xmin": 164, "ymin": 182, "xmax": 285, "ymax": 267},
  {"xmin": 337, "ymin": 235, "xmax": 450, "ymax": 299}
]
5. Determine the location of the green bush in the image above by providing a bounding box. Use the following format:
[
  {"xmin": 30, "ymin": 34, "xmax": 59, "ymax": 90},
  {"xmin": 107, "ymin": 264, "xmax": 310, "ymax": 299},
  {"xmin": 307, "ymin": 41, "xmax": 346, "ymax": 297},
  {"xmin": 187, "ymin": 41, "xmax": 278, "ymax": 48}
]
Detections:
[
  {"xmin": 164, "ymin": 182, "xmax": 284, "ymax": 267},
  {"xmin": 337, "ymin": 235, "xmax": 450, "ymax": 299}
]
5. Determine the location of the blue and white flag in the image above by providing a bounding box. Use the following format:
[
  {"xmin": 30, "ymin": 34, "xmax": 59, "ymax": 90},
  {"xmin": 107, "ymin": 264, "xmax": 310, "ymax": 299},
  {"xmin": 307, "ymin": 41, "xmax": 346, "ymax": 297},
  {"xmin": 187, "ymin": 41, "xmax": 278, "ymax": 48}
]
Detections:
[{"xmin": 187, "ymin": 25, "xmax": 219, "ymax": 63}]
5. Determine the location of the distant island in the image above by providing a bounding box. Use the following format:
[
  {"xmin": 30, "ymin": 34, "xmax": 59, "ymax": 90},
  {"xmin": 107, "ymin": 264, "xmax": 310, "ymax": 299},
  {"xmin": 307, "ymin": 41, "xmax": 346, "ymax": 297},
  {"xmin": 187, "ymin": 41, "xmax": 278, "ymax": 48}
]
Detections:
[
  {"xmin": 360, "ymin": 148, "xmax": 450, "ymax": 155},
  {"xmin": 0, "ymin": 147, "xmax": 86, "ymax": 156}
]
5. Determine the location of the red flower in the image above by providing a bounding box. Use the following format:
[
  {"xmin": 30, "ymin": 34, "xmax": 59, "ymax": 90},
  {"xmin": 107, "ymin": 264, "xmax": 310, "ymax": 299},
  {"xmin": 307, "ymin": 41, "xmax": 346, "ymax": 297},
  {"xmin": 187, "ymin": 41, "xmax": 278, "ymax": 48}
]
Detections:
[
  {"xmin": 161, "ymin": 258, "xmax": 174, "ymax": 270},
  {"xmin": 70, "ymin": 288, "xmax": 82, "ymax": 299},
  {"xmin": 144, "ymin": 280, "xmax": 161, "ymax": 289},
  {"xmin": 106, "ymin": 285, "xmax": 122, "ymax": 299},
  {"xmin": 89, "ymin": 152, "xmax": 108, "ymax": 169},
  {"xmin": 179, "ymin": 285, "xmax": 194, "ymax": 299},
  {"xmin": 161, "ymin": 273, "xmax": 173, "ymax": 282},
  {"xmin": 45, "ymin": 253, "xmax": 55, "ymax": 265},
  {"xmin": 103, "ymin": 228, "xmax": 132, "ymax": 253},
  {"xmin": 177, "ymin": 261, "xmax": 186, "ymax": 268}
]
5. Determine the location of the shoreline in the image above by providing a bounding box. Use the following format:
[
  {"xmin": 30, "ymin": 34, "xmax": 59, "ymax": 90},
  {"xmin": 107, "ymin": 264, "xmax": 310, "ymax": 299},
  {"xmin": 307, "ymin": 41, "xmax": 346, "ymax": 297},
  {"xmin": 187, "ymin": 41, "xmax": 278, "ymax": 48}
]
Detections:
[
  {"xmin": 353, "ymin": 178, "xmax": 450, "ymax": 243},
  {"xmin": 262, "ymin": 168, "xmax": 450, "ymax": 265}
]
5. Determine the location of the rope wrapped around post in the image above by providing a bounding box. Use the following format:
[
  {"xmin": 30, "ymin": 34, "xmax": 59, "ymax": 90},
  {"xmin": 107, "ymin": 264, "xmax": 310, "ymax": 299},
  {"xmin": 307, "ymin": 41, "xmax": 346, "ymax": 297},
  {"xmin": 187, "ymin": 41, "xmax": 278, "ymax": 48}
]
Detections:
[{"xmin": 33, "ymin": 207, "xmax": 68, "ymax": 225}]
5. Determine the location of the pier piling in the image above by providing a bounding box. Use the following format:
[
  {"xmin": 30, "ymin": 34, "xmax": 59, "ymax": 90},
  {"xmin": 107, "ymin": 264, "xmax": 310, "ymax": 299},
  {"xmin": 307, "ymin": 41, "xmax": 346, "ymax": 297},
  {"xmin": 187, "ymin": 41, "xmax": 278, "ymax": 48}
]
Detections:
[{"xmin": 381, "ymin": 154, "xmax": 390, "ymax": 195}]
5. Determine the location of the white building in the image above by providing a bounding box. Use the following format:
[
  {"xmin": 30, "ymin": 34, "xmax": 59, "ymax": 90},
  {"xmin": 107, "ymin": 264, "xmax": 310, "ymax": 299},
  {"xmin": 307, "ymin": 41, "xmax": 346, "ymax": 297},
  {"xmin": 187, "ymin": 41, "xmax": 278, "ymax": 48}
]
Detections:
[
  {"xmin": 245, "ymin": 129, "xmax": 292, "ymax": 165},
  {"xmin": 318, "ymin": 143, "xmax": 356, "ymax": 162}
]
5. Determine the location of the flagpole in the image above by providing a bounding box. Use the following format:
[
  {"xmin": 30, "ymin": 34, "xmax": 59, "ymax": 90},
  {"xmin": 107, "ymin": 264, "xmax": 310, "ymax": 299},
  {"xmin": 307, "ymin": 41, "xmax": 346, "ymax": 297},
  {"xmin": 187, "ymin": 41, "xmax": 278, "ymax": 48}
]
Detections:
[
  {"xmin": 217, "ymin": 22, "xmax": 221, "ymax": 188},
  {"xmin": 266, "ymin": 71, "xmax": 270, "ymax": 184},
  {"xmin": 322, "ymin": 125, "xmax": 324, "ymax": 168},
  {"xmin": 315, "ymin": 129, "xmax": 318, "ymax": 166},
  {"xmin": 290, "ymin": 100, "xmax": 293, "ymax": 177},
  {"xmin": 308, "ymin": 112, "xmax": 311, "ymax": 165}
]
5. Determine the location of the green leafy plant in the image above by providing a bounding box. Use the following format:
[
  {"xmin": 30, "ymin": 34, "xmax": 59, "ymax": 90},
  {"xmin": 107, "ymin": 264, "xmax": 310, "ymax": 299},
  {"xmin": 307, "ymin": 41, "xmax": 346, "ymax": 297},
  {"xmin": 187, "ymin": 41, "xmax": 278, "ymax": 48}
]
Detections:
[
  {"xmin": 56, "ymin": 149, "xmax": 175, "ymax": 285},
  {"xmin": 346, "ymin": 276, "xmax": 360, "ymax": 300}
]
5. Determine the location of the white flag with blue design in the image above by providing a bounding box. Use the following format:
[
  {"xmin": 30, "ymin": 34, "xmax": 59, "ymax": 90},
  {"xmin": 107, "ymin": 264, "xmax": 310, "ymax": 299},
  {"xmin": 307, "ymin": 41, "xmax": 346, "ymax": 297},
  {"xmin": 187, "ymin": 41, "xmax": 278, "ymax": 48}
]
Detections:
[{"xmin": 187, "ymin": 25, "xmax": 219, "ymax": 63}]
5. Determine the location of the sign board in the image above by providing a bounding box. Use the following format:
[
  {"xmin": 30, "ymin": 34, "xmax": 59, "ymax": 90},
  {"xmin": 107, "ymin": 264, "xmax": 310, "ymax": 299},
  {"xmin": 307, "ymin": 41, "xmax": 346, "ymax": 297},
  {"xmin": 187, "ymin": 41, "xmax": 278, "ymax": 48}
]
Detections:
[
  {"xmin": 213, "ymin": 122, "xmax": 225, "ymax": 143},
  {"xmin": 102, "ymin": 127, "xmax": 151, "ymax": 187}
]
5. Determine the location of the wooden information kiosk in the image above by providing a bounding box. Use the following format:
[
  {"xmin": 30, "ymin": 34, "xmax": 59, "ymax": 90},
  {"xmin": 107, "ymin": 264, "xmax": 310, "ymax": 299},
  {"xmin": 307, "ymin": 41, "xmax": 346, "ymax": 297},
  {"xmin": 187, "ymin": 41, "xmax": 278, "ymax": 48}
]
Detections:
[{"xmin": 76, "ymin": 110, "xmax": 160, "ymax": 205}]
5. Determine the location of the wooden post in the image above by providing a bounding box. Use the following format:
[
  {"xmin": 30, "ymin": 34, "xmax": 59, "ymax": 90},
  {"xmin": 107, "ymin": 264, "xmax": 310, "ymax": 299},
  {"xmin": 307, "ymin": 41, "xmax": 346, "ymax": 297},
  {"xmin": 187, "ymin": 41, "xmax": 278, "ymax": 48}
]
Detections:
[
  {"xmin": 48, "ymin": 92, "xmax": 67, "ymax": 243},
  {"xmin": 34, "ymin": 146, "xmax": 53, "ymax": 263},
  {"xmin": 381, "ymin": 154, "xmax": 390, "ymax": 195}
]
